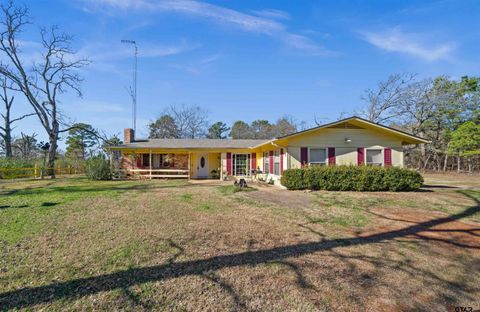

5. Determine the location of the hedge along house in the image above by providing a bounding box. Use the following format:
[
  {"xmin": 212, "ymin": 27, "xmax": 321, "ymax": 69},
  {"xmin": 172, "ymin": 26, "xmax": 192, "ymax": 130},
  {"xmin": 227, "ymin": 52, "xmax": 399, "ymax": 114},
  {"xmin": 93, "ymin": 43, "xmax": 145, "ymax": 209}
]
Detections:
[{"xmin": 110, "ymin": 116, "xmax": 428, "ymax": 182}]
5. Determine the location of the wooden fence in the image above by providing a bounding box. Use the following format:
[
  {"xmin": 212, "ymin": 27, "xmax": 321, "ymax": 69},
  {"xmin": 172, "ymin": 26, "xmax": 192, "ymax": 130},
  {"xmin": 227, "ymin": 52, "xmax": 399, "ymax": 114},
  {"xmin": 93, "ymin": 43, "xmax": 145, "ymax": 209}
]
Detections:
[{"xmin": 0, "ymin": 165, "xmax": 85, "ymax": 179}]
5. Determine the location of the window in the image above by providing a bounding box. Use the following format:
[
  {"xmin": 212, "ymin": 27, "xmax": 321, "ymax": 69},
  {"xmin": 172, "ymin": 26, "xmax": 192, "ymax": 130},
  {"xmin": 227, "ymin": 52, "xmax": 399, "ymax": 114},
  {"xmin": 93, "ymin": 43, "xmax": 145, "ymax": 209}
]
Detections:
[
  {"xmin": 233, "ymin": 154, "xmax": 250, "ymax": 176},
  {"xmin": 274, "ymin": 150, "xmax": 280, "ymax": 175},
  {"xmin": 366, "ymin": 149, "xmax": 383, "ymax": 166},
  {"xmin": 263, "ymin": 152, "xmax": 270, "ymax": 174},
  {"xmin": 142, "ymin": 154, "xmax": 150, "ymax": 167},
  {"xmin": 309, "ymin": 148, "xmax": 326, "ymax": 165}
]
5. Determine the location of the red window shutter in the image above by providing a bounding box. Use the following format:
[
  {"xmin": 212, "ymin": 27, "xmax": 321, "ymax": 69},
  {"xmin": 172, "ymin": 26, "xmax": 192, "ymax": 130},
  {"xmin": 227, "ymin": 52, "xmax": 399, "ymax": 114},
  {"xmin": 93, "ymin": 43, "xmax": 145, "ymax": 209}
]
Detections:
[
  {"xmin": 357, "ymin": 148, "xmax": 364, "ymax": 165},
  {"xmin": 328, "ymin": 147, "xmax": 336, "ymax": 166},
  {"xmin": 280, "ymin": 148, "xmax": 284, "ymax": 174},
  {"xmin": 269, "ymin": 151, "xmax": 274, "ymax": 174},
  {"xmin": 226, "ymin": 152, "xmax": 232, "ymax": 175},
  {"xmin": 384, "ymin": 148, "xmax": 392, "ymax": 167},
  {"xmin": 251, "ymin": 153, "xmax": 256, "ymax": 171},
  {"xmin": 300, "ymin": 147, "xmax": 308, "ymax": 167}
]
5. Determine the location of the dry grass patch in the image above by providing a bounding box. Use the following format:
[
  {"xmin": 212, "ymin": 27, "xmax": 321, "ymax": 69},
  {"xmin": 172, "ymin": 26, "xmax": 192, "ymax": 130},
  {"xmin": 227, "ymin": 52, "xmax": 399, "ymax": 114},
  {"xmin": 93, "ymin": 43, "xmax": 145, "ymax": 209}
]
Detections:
[{"xmin": 1, "ymin": 175, "xmax": 479, "ymax": 311}]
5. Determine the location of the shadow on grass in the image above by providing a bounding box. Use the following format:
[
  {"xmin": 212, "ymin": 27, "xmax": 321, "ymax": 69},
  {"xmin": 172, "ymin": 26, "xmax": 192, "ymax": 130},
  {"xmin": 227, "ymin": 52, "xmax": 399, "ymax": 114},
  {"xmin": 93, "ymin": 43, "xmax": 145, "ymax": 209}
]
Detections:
[
  {"xmin": 40, "ymin": 202, "xmax": 58, "ymax": 207},
  {"xmin": 0, "ymin": 182, "xmax": 185, "ymax": 197},
  {"xmin": 1, "ymin": 192, "xmax": 479, "ymax": 310},
  {"xmin": 422, "ymin": 184, "xmax": 459, "ymax": 189},
  {"xmin": 0, "ymin": 204, "xmax": 29, "ymax": 209}
]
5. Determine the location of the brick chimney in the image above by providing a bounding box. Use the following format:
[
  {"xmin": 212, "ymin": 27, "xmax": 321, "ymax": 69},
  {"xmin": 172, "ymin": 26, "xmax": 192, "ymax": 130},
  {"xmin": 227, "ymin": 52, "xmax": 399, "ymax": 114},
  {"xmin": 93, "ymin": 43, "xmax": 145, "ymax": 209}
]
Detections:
[{"xmin": 124, "ymin": 128, "xmax": 135, "ymax": 143}]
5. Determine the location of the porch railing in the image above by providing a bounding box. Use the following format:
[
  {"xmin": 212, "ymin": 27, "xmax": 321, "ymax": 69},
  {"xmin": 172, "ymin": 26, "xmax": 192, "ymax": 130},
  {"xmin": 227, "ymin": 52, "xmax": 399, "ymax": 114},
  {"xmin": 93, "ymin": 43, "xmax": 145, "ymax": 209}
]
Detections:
[{"xmin": 113, "ymin": 168, "xmax": 190, "ymax": 179}]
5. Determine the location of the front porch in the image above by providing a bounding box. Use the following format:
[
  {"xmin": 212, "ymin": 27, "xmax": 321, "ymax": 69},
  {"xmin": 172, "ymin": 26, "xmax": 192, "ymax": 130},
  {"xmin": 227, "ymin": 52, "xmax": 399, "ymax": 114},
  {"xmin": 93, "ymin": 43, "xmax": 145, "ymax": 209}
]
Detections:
[{"xmin": 117, "ymin": 151, "xmax": 222, "ymax": 180}]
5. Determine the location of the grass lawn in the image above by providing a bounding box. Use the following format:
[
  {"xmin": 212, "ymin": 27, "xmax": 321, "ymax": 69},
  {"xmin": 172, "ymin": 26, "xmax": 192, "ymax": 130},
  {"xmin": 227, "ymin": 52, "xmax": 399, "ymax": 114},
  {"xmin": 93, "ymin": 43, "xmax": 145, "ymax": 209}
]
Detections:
[{"xmin": 1, "ymin": 174, "xmax": 479, "ymax": 311}]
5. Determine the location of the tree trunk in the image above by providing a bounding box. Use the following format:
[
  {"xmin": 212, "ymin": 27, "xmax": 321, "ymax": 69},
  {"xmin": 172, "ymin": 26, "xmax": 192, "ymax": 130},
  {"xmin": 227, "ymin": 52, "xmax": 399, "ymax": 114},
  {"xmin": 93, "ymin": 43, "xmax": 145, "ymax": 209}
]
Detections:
[
  {"xmin": 443, "ymin": 154, "xmax": 448, "ymax": 172},
  {"xmin": 46, "ymin": 123, "xmax": 59, "ymax": 178},
  {"xmin": 422, "ymin": 154, "xmax": 431, "ymax": 171},
  {"xmin": 457, "ymin": 155, "xmax": 461, "ymax": 173},
  {"xmin": 2, "ymin": 103, "xmax": 12, "ymax": 157},
  {"xmin": 418, "ymin": 140, "xmax": 426, "ymax": 170},
  {"xmin": 3, "ymin": 120, "xmax": 12, "ymax": 157}
]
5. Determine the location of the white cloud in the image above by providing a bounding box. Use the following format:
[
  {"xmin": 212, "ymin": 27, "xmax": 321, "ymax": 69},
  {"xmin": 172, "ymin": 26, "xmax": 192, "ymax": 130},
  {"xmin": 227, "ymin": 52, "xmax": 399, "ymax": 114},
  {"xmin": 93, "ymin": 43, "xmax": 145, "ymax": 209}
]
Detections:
[
  {"xmin": 252, "ymin": 9, "xmax": 290, "ymax": 20},
  {"xmin": 169, "ymin": 53, "xmax": 222, "ymax": 75},
  {"xmin": 77, "ymin": 39, "xmax": 198, "ymax": 62},
  {"xmin": 80, "ymin": 0, "xmax": 332, "ymax": 56},
  {"xmin": 73, "ymin": 39, "xmax": 199, "ymax": 74},
  {"xmin": 281, "ymin": 33, "xmax": 332, "ymax": 56},
  {"xmin": 361, "ymin": 27, "xmax": 455, "ymax": 62},
  {"xmin": 200, "ymin": 53, "xmax": 221, "ymax": 64}
]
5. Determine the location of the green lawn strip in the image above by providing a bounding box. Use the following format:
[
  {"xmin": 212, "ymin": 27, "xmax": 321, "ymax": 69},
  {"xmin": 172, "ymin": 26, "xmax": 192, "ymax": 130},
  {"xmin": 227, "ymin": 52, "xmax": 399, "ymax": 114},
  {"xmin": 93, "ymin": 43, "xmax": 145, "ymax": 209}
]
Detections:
[
  {"xmin": 309, "ymin": 192, "xmax": 371, "ymax": 228},
  {"xmin": 462, "ymin": 189, "xmax": 480, "ymax": 201},
  {"xmin": 106, "ymin": 240, "xmax": 180, "ymax": 270},
  {"xmin": 195, "ymin": 202, "xmax": 217, "ymax": 212},
  {"xmin": 459, "ymin": 190, "xmax": 480, "ymax": 222},
  {"xmin": 0, "ymin": 178, "xmax": 185, "ymax": 244},
  {"xmin": 217, "ymin": 185, "xmax": 257, "ymax": 195},
  {"xmin": 179, "ymin": 193, "xmax": 193, "ymax": 202}
]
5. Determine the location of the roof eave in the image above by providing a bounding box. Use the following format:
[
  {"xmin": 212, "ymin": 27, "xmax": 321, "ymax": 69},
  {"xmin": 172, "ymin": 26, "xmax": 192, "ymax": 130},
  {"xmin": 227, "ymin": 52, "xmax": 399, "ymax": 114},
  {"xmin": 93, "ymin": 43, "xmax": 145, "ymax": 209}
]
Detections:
[{"xmin": 275, "ymin": 116, "xmax": 429, "ymax": 144}]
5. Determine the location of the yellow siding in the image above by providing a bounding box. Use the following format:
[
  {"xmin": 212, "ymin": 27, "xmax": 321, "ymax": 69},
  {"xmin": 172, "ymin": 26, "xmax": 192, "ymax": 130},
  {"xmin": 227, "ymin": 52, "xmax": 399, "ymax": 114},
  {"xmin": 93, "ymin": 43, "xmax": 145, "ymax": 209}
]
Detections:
[
  {"xmin": 283, "ymin": 128, "xmax": 401, "ymax": 147},
  {"xmin": 189, "ymin": 152, "xmax": 221, "ymax": 178},
  {"xmin": 256, "ymin": 152, "xmax": 263, "ymax": 172},
  {"xmin": 208, "ymin": 153, "xmax": 221, "ymax": 176},
  {"xmin": 284, "ymin": 128, "xmax": 404, "ymax": 167}
]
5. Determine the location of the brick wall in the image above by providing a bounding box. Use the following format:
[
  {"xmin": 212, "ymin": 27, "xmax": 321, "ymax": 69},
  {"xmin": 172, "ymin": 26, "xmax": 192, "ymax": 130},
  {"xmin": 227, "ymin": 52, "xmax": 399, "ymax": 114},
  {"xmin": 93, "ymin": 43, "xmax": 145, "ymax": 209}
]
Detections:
[
  {"xmin": 121, "ymin": 153, "xmax": 189, "ymax": 170},
  {"xmin": 124, "ymin": 128, "xmax": 134, "ymax": 143}
]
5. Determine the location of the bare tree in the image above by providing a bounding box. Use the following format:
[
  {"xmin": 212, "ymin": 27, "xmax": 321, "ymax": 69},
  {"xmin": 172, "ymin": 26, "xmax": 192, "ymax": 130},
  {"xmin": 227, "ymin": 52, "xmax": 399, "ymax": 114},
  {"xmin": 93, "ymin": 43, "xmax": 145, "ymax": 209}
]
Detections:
[
  {"xmin": 359, "ymin": 73, "xmax": 416, "ymax": 123},
  {"xmin": 313, "ymin": 114, "xmax": 329, "ymax": 126},
  {"xmin": 12, "ymin": 132, "xmax": 38, "ymax": 160},
  {"xmin": 0, "ymin": 2, "xmax": 89, "ymax": 176},
  {"xmin": 166, "ymin": 104, "xmax": 209, "ymax": 138},
  {"xmin": 0, "ymin": 77, "xmax": 34, "ymax": 157}
]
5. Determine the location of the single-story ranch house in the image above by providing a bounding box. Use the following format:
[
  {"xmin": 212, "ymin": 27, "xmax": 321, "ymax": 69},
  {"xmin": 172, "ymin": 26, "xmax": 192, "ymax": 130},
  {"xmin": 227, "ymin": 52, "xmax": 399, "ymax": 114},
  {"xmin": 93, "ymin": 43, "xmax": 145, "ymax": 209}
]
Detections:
[{"xmin": 110, "ymin": 116, "xmax": 428, "ymax": 182}]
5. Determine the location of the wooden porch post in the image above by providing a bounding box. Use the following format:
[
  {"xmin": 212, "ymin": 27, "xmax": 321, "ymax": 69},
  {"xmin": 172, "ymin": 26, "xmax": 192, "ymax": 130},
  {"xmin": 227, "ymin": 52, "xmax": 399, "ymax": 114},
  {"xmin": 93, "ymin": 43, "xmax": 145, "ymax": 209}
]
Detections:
[
  {"xmin": 188, "ymin": 152, "xmax": 191, "ymax": 180},
  {"xmin": 149, "ymin": 150, "xmax": 152, "ymax": 180},
  {"xmin": 109, "ymin": 152, "xmax": 113, "ymax": 178}
]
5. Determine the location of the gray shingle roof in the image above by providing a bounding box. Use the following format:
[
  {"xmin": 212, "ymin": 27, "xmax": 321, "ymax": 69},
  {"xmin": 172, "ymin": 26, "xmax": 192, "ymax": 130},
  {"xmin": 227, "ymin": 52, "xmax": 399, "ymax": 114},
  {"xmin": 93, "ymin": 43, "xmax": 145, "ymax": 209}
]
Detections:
[{"xmin": 116, "ymin": 138, "xmax": 270, "ymax": 149}]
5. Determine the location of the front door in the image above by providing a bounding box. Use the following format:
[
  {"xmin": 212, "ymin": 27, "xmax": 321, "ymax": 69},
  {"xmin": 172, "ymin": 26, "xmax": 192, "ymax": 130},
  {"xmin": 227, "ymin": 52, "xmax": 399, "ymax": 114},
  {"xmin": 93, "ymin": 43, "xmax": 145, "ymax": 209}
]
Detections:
[{"xmin": 197, "ymin": 153, "xmax": 209, "ymax": 178}]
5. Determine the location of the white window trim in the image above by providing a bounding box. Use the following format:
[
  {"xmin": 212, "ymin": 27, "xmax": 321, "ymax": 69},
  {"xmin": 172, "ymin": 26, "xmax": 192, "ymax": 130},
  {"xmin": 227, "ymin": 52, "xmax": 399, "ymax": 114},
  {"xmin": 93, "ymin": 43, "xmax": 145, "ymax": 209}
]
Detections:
[
  {"xmin": 365, "ymin": 148, "xmax": 384, "ymax": 166},
  {"xmin": 263, "ymin": 151, "xmax": 270, "ymax": 174},
  {"xmin": 232, "ymin": 153, "xmax": 251, "ymax": 176},
  {"xmin": 273, "ymin": 150, "xmax": 281, "ymax": 175},
  {"xmin": 308, "ymin": 147, "xmax": 327, "ymax": 165}
]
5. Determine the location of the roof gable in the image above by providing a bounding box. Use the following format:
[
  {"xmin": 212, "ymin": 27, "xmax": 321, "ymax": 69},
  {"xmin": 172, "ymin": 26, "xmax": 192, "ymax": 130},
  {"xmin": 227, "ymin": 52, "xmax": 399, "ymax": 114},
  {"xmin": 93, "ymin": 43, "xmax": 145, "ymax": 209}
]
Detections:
[
  {"xmin": 326, "ymin": 121, "xmax": 364, "ymax": 129},
  {"xmin": 271, "ymin": 116, "xmax": 429, "ymax": 146}
]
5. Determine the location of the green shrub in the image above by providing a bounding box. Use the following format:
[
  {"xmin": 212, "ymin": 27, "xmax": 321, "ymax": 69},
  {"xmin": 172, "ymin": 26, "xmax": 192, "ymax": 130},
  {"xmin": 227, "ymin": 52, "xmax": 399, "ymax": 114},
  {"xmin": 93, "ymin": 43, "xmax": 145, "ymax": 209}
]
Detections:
[
  {"xmin": 0, "ymin": 158, "xmax": 36, "ymax": 179},
  {"xmin": 280, "ymin": 169, "xmax": 307, "ymax": 190},
  {"xmin": 85, "ymin": 155, "xmax": 112, "ymax": 180},
  {"xmin": 281, "ymin": 165, "xmax": 423, "ymax": 192}
]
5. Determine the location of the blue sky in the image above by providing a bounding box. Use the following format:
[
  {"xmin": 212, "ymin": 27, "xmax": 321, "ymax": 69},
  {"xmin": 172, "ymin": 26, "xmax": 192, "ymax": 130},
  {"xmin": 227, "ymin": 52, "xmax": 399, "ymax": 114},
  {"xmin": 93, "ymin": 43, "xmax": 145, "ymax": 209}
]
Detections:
[{"xmin": 11, "ymin": 0, "xmax": 480, "ymax": 145}]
